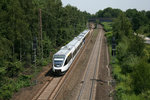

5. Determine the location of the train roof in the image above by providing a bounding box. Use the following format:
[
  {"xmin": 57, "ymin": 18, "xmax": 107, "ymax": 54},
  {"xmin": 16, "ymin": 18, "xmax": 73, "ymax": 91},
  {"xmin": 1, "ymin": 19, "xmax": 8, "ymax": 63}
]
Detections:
[
  {"xmin": 54, "ymin": 29, "xmax": 90, "ymax": 57},
  {"xmin": 79, "ymin": 30, "xmax": 90, "ymax": 37},
  {"xmin": 55, "ymin": 46, "xmax": 72, "ymax": 56}
]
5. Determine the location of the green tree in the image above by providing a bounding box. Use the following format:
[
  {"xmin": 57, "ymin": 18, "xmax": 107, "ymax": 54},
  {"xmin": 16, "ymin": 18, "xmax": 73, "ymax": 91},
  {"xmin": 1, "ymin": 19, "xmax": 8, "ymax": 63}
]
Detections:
[
  {"xmin": 128, "ymin": 36, "xmax": 145, "ymax": 57},
  {"xmin": 113, "ymin": 12, "xmax": 133, "ymax": 42},
  {"xmin": 131, "ymin": 59, "xmax": 150, "ymax": 94},
  {"xmin": 95, "ymin": 7, "xmax": 122, "ymax": 18}
]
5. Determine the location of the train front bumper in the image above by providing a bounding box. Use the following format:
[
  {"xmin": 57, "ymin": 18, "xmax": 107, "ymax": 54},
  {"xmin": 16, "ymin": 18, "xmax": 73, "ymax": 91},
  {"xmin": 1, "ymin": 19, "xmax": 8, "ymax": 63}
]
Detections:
[{"xmin": 52, "ymin": 67, "xmax": 66, "ymax": 75}]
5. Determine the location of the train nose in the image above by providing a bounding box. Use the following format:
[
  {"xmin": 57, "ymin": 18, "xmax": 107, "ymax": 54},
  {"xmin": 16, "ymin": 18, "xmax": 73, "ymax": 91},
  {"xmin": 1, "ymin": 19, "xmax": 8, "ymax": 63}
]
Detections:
[{"xmin": 55, "ymin": 64, "xmax": 61, "ymax": 67}]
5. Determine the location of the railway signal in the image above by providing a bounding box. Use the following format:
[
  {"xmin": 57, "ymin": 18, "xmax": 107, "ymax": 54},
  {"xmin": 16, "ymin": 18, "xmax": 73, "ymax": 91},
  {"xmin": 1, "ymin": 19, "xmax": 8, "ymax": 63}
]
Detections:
[{"xmin": 112, "ymin": 36, "xmax": 116, "ymax": 56}]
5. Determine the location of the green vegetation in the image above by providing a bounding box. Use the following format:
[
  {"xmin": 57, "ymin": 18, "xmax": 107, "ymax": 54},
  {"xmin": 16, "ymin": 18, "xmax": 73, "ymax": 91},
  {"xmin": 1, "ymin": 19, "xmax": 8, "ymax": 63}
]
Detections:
[
  {"xmin": 0, "ymin": 0, "xmax": 90, "ymax": 99},
  {"xmin": 94, "ymin": 7, "xmax": 122, "ymax": 18},
  {"xmin": 126, "ymin": 9, "xmax": 150, "ymax": 35},
  {"xmin": 0, "ymin": 1, "xmax": 150, "ymax": 99},
  {"xmin": 102, "ymin": 11, "xmax": 150, "ymax": 100},
  {"xmin": 101, "ymin": 22, "xmax": 112, "ymax": 32},
  {"xmin": 95, "ymin": 7, "xmax": 150, "ymax": 36}
]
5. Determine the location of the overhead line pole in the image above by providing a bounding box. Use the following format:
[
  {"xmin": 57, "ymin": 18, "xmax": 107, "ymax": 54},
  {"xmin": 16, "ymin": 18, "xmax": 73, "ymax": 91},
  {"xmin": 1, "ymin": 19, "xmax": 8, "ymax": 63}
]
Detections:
[{"xmin": 39, "ymin": 8, "xmax": 43, "ymax": 59}]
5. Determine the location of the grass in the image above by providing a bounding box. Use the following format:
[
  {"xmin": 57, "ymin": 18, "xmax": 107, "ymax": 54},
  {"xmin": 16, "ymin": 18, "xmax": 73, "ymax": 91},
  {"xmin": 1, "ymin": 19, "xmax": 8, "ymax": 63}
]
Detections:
[
  {"xmin": 93, "ymin": 29, "xmax": 99, "ymax": 37},
  {"xmin": 101, "ymin": 22, "xmax": 113, "ymax": 32}
]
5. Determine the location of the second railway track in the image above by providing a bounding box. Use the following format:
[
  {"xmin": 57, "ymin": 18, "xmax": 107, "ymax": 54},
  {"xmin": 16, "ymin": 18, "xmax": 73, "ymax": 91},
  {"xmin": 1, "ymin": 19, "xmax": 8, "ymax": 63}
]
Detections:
[{"xmin": 77, "ymin": 28, "xmax": 104, "ymax": 100}]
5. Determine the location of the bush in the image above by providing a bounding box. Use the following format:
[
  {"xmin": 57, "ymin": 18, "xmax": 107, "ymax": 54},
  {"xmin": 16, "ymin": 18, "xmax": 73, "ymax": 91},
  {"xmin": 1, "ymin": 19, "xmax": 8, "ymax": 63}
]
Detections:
[
  {"xmin": 141, "ymin": 90, "xmax": 150, "ymax": 100},
  {"xmin": 6, "ymin": 61, "xmax": 23, "ymax": 77},
  {"xmin": 122, "ymin": 94, "xmax": 143, "ymax": 100},
  {"xmin": 0, "ymin": 75, "xmax": 32, "ymax": 100},
  {"xmin": 121, "ymin": 54, "xmax": 139, "ymax": 74},
  {"xmin": 131, "ymin": 60, "xmax": 150, "ymax": 94}
]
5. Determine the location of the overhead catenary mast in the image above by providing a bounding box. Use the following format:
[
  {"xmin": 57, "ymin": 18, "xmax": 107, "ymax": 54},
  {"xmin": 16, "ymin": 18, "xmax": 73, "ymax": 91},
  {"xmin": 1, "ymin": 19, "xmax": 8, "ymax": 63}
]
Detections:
[{"xmin": 39, "ymin": 8, "xmax": 43, "ymax": 59}]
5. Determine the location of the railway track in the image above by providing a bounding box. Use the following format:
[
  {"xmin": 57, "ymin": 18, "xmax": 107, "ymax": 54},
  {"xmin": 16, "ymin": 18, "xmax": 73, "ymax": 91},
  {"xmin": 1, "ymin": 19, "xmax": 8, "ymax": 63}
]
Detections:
[
  {"xmin": 77, "ymin": 28, "xmax": 104, "ymax": 100},
  {"xmin": 53, "ymin": 30, "xmax": 96, "ymax": 100},
  {"xmin": 32, "ymin": 29, "xmax": 94, "ymax": 100},
  {"xmin": 32, "ymin": 77, "xmax": 54, "ymax": 100},
  {"xmin": 95, "ymin": 29, "xmax": 113, "ymax": 100},
  {"xmin": 32, "ymin": 77, "xmax": 63, "ymax": 100}
]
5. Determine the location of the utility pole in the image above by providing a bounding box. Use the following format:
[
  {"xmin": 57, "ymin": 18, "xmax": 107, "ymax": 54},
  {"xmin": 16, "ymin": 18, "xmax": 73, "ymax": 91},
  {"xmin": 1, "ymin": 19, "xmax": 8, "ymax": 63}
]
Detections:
[{"xmin": 39, "ymin": 8, "xmax": 43, "ymax": 59}]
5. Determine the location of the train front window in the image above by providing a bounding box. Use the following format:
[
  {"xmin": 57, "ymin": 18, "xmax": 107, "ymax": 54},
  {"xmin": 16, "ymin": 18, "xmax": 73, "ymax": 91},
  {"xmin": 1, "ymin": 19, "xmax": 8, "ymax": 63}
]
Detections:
[
  {"xmin": 54, "ymin": 55, "xmax": 65, "ymax": 59},
  {"xmin": 54, "ymin": 60, "xmax": 63, "ymax": 67}
]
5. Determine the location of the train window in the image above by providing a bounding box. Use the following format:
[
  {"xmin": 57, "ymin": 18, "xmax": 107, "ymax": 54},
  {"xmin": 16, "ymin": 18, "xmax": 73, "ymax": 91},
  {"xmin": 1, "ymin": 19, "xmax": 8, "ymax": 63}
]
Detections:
[
  {"xmin": 64, "ymin": 54, "xmax": 72, "ymax": 66},
  {"xmin": 75, "ymin": 49, "xmax": 77, "ymax": 55},
  {"xmin": 54, "ymin": 55, "xmax": 65, "ymax": 59},
  {"xmin": 73, "ymin": 51, "xmax": 76, "ymax": 57},
  {"xmin": 77, "ymin": 43, "xmax": 81, "ymax": 51},
  {"xmin": 64, "ymin": 59, "xmax": 68, "ymax": 66},
  {"xmin": 73, "ymin": 49, "xmax": 77, "ymax": 57},
  {"xmin": 76, "ymin": 47, "xmax": 79, "ymax": 52},
  {"xmin": 68, "ymin": 54, "xmax": 72, "ymax": 62},
  {"xmin": 54, "ymin": 60, "xmax": 63, "ymax": 67},
  {"xmin": 83, "ymin": 38, "xmax": 85, "ymax": 43}
]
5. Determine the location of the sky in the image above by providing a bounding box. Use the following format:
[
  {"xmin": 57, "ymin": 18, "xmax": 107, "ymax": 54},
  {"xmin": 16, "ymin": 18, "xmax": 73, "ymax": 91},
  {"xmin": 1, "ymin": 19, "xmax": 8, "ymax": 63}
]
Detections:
[{"xmin": 61, "ymin": 0, "xmax": 150, "ymax": 14}]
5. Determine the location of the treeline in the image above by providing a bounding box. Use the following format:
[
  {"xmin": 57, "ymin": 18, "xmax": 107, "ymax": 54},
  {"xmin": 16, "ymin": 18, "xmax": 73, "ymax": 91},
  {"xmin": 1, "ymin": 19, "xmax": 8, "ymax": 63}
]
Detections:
[
  {"xmin": 126, "ymin": 9, "xmax": 150, "ymax": 36},
  {"xmin": 0, "ymin": 0, "xmax": 90, "ymax": 99},
  {"xmin": 100, "ymin": 8, "xmax": 150, "ymax": 100},
  {"xmin": 95, "ymin": 7, "xmax": 122, "ymax": 18},
  {"xmin": 94, "ymin": 7, "xmax": 150, "ymax": 37}
]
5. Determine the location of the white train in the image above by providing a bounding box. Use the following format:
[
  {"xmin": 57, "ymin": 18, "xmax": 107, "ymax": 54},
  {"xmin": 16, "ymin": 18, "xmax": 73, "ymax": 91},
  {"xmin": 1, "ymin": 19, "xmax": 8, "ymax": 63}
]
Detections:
[{"xmin": 52, "ymin": 29, "xmax": 90, "ymax": 75}]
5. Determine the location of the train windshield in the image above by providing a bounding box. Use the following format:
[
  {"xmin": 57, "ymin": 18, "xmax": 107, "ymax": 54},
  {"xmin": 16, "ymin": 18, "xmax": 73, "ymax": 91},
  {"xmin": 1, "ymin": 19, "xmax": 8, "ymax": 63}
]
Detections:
[
  {"xmin": 54, "ymin": 55, "xmax": 65, "ymax": 59},
  {"xmin": 54, "ymin": 60, "xmax": 64, "ymax": 67}
]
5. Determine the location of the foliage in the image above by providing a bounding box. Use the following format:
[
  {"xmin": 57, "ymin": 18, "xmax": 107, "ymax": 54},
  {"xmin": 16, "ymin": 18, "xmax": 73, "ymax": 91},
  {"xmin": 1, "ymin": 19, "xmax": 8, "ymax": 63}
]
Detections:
[
  {"xmin": 128, "ymin": 36, "xmax": 145, "ymax": 56},
  {"xmin": 131, "ymin": 59, "xmax": 150, "ymax": 94},
  {"xmin": 103, "ymin": 10, "xmax": 150, "ymax": 99},
  {"xmin": 101, "ymin": 22, "xmax": 112, "ymax": 32},
  {"xmin": 121, "ymin": 94, "xmax": 143, "ymax": 100},
  {"xmin": 0, "ymin": 75, "xmax": 31, "ymax": 100},
  {"xmin": 112, "ymin": 13, "xmax": 150, "ymax": 99},
  {"xmin": 6, "ymin": 61, "xmax": 23, "ymax": 77},
  {"xmin": 116, "ymin": 36, "xmax": 129, "ymax": 61},
  {"xmin": 95, "ymin": 7, "xmax": 122, "ymax": 18},
  {"xmin": 141, "ymin": 90, "xmax": 150, "ymax": 100},
  {"xmin": 0, "ymin": 0, "xmax": 90, "ymax": 99},
  {"xmin": 113, "ymin": 12, "xmax": 133, "ymax": 42},
  {"xmin": 126, "ymin": 9, "xmax": 150, "ymax": 33}
]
